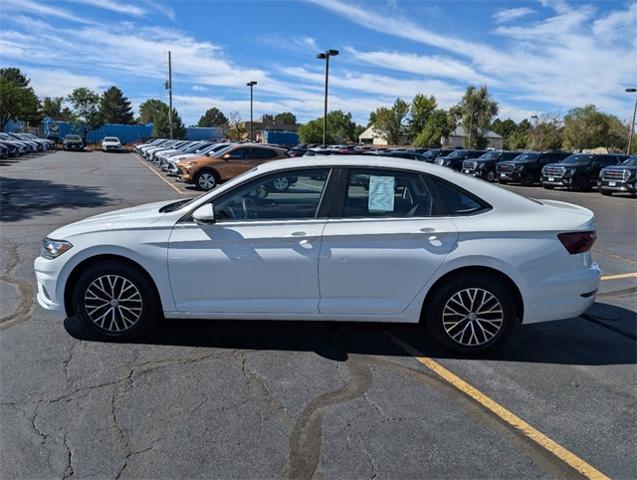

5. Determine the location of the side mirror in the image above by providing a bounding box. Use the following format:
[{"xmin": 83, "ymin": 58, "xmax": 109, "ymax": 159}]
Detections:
[
  {"xmin": 192, "ymin": 204, "xmax": 215, "ymax": 225},
  {"xmin": 223, "ymin": 153, "xmax": 231, "ymax": 160}
]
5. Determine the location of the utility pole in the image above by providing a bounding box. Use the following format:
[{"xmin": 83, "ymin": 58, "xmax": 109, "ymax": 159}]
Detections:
[
  {"xmin": 626, "ymin": 88, "xmax": 637, "ymax": 155},
  {"xmin": 168, "ymin": 50, "xmax": 173, "ymax": 139}
]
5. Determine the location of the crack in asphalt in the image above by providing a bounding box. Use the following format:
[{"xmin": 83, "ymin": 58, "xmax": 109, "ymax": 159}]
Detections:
[
  {"xmin": 282, "ymin": 352, "xmax": 373, "ymax": 480},
  {"xmin": 0, "ymin": 241, "xmax": 35, "ymax": 330}
]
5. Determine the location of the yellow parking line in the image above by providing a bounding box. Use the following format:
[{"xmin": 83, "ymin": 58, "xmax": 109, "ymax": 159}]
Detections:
[
  {"xmin": 132, "ymin": 153, "xmax": 186, "ymax": 195},
  {"xmin": 388, "ymin": 333, "xmax": 610, "ymax": 480},
  {"xmin": 601, "ymin": 272, "xmax": 637, "ymax": 281}
]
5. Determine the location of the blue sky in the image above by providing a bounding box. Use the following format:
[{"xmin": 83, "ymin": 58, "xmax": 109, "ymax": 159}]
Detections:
[{"xmin": 1, "ymin": 0, "xmax": 635, "ymax": 126}]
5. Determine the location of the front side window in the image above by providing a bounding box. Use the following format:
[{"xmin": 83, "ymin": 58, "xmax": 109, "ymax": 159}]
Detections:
[
  {"xmin": 344, "ymin": 169, "xmax": 434, "ymax": 217},
  {"xmin": 213, "ymin": 168, "xmax": 330, "ymax": 221},
  {"xmin": 225, "ymin": 148, "xmax": 247, "ymax": 160}
]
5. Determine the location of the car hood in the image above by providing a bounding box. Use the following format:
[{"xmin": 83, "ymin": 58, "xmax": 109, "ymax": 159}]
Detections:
[
  {"xmin": 48, "ymin": 199, "xmax": 180, "ymax": 239},
  {"xmin": 603, "ymin": 165, "xmax": 637, "ymax": 171}
]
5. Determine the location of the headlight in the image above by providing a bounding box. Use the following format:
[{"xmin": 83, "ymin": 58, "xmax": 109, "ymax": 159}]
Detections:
[{"xmin": 41, "ymin": 238, "xmax": 73, "ymax": 259}]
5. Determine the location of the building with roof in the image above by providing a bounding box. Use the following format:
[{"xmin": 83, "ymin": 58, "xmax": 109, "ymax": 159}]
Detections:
[{"xmin": 443, "ymin": 126, "xmax": 503, "ymax": 149}]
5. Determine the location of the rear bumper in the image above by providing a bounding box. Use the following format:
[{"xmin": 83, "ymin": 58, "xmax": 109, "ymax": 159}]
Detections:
[{"xmin": 516, "ymin": 258, "xmax": 601, "ymax": 324}]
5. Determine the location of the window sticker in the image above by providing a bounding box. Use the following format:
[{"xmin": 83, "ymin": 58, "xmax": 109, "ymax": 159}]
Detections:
[{"xmin": 368, "ymin": 175, "xmax": 395, "ymax": 212}]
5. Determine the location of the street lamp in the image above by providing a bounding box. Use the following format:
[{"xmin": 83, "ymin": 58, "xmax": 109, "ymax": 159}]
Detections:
[
  {"xmin": 316, "ymin": 49, "xmax": 339, "ymax": 147},
  {"xmin": 626, "ymin": 88, "xmax": 637, "ymax": 155},
  {"xmin": 247, "ymin": 81, "xmax": 257, "ymax": 142},
  {"xmin": 530, "ymin": 114, "xmax": 538, "ymax": 150}
]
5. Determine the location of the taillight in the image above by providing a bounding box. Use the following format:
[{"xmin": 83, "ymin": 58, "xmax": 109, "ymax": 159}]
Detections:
[{"xmin": 558, "ymin": 231, "xmax": 597, "ymax": 254}]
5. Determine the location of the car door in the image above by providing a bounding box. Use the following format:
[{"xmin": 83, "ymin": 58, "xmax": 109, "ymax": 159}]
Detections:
[
  {"xmin": 318, "ymin": 168, "xmax": 459, "ymax": 316},
  {"xmin": 168, "ymin": 167, "xmax": 332, "ymax": 315},
  {"xmin": 217, "ymin": 146, "xmax": 251, "ymax": 180}
]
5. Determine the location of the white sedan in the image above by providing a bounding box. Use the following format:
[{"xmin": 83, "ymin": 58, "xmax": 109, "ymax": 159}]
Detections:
[{"xmin": 34, "ymin": 157, "xmax": 600, "ymax": 353}]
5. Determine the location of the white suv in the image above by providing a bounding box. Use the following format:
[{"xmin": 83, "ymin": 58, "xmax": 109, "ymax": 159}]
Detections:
[{"xmin": 101, "ymin": 136, "xmax": 122, "ymax": 152}]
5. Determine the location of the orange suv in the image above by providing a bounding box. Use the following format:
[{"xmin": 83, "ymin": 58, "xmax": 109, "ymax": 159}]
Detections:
[{"xmin": 177, "ymin": 144, "xmax": 289, "ymax": 190}]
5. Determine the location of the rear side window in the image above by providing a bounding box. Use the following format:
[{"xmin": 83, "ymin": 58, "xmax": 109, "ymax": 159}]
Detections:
[
  {"xmin": 253, "ymin": 148, "xmax": 278, "ymax": 159},
  {"xmin": 427, "ymin": 176, "xmax": 489, "ymax": 215},
  {"xmin": 343, "ymin": 169, "xmax": 435, "ymax": 217}
]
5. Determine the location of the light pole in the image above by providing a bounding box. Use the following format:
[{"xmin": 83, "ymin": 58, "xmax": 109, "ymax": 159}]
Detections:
[
  {"xmin": 626, "ymin": 88, "xmax": 637, "ymax": 155},
  {"xmin": 247, "ymin": 81, "xmax": 257, "ymax": 142},
  {"xmin": 317, "ymin": 49, "xmax": 339, "ymax": 147},
  {"xmin": 530, "ymin": 114, "xmax": 538, "ymax": 150}
]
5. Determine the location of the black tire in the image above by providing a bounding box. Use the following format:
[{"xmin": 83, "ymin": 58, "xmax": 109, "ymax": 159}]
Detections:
[
  {"xmin": 195, "ymin": 169, "xmax": 219, "ymax": 191},
  {"xmin": 600, "ymin": 190, "xmax": 612, "ymax": 196},
  {"xmin": 570, "ymin": 176, "xmax": 588, "ymax": 192},
  {"xmin": 522, "ymin": 172, "xmax": 534, "ymax": 186},
  {"xmin": 271, "ymin": 176, "xmax": 290, "ymax": 192},
  {"xmin": 72, "ymin": 261, "xmax": 161, "ymax": 340},
  {"xmin": 423, "ymin": 273, "xmax": 516, "ymax": 355},
  {"xmin": 498, "ymin": 179, "xmax": 508, "ymax": 184},
  {"xmin": 543, "ymin": 184, "xmax": 554, "ymax": 190},
  {"xmin": 485, "ymin": 170, "xmax": 495, "ymax": 182}
]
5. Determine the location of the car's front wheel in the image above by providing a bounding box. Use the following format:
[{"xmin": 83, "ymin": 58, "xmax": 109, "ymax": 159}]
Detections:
[
  {"xmin": 195, "ymin": 170, "xmax": 218, "ymax": 191},
  {"xmin": 424, "ymin": 273, "xmax": 516, "ymax": 354},
  {"xmin": 72, "ymin": 262, "xmax": 160, "ymax": 340}
]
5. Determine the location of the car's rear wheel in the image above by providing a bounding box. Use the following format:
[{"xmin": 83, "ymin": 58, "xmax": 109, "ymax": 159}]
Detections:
[
  {"xmin": 522, "ymin": 172, "xmax": 534, "ymax": 186},
  {"xmin": 485, "ymin": 170, "xmax": 495, "ymax": 182},
  {"xmin": 72, "ymin": 262, "xmax": 160, "ymax": 340},
  {"xmin": 600, "ymin": 190, "xmax": 612, "ymax": 196},
  {"xmin": 195, "ymin": 170, "xmax": 218, "ymax": 191},
  {"xmin": 424, "ymin": 273, "xmax": 516, "ymax": 354}
]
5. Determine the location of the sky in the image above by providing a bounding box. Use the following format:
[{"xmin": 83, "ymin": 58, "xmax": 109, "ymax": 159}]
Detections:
[{"xmin": 1, "ymin": 0, "xmax": 636, "ymax": 126}]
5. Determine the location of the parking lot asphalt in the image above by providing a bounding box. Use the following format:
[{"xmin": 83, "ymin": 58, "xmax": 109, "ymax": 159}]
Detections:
[{"xmin": 1, "ymin": 151, "xmax": 635, "ymax": 479}]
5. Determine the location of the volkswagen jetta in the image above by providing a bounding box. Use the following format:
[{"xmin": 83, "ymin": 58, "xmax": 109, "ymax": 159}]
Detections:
[{"xmin": 34, "ymin": 157, "xmax": 601, "ymax": 353}]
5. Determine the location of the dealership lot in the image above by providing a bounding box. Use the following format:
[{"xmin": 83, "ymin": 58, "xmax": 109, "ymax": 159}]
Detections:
[{"xmin": 1, "ymin": 151, "xmax": 635, "ymax": 478}]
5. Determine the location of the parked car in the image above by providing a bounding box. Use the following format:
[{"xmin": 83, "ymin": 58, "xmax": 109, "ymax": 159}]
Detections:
[
  {"xmin": 7, "ymin": 133, "xmax": 42, "ymax": 152},
  {"xmin": 435, "ymin": 150, "xmax": 486, "ymax": 170},
  {"xmin": 421, "ymin": 149, "xmax": 453, "ymax": 163},
  {"xmin": 35, "ymin": 156, "xmax": 601, "ymax": 354},
  {"xmin": 0, "ymin": 143, "xmax": 7, "ymax": 159},
  {"xmin": 63, "ymin": 134, "xmax": 84, "ymax": 151},
  {"xmin": 497, "ymin": 151, "xmax": 571, "ymax": 185},
  {"xmin": 0, "ymin": 133, "xmax": 31, "ymax": 154},
  {"xmin": 385, "ymin": 150, "xmax": 425, "ymax": 161},
  {"xmin": 541, "ymin": 153, "xmax": 627, "ymax": 191},
  {"xmin": 462, "ymin": 150, "xmax": 521, "ymax": 182},
  {"xmin": 598, "ymin": 156, "xmax": 637, "ymax": 196},
  {"xmin": 166, "ymin": 143, "xmax": 231, "ymax": 175},
  {"xmin": 0, "ymin": 140, "xmax": 21, "ymax": 156},
  {"xmin": 135, "ymin": 138, "xmax": 167, "ymax": 154},
  {"xmin": 101, "ymin": 136, "xmax": 122, "ymax": 152},
  {"xmin": 178, "ymin": 144, "xmax": 288, "ymax": 190},
  {"xmin": 156, "ymin": 141, "xmax": 209, "ymax": 169}
]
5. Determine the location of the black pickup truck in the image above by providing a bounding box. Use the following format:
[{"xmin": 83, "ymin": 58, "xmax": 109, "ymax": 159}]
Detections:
[
  {"xmin": 497, "ymin": 151, "xmax": 571, "ymax": 185},
  {"xmin": 598, "ymin": 156, "xmax": 637, "ymax": 196},
  {"xmin": 63, "ymin": 134, "xmax": 84, "ymax": 151},
  {"xmin": 462, "ymin": 150, "xmax": 521, "ymax": 182},
  {"xmin": 434, "ymin": 149, "xmax": 486, "ymax": 171},
  {"xmin": 541, "ymin": 153, "xmax": 628, "ymax": 191}
]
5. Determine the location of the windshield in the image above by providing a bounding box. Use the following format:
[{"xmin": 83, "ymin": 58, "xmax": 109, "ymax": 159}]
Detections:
[
  {"xmin": 446, "ymin": 150, "xmax": 466, "ymax": 158},
  {"xmin": 477, "ymin": 151, "xmax": 499, "ymax": 160},
  {"xmin": 561, "ymin": 154, "xmax": 593, "ymax": 164},
  {"xmin": 512, "ymin": 153, "xmax": 539, "ymax": 162},
  {"xmin": 104, "ymin": 137, "xmax": 119, "ymax": 142},
  {"xmin": 65, "ymin": 135, "xmax": 81, "ymax": 140},
  {"xmin": 621, "ymin": 157, "xmax": 637, "ymax": 166}
]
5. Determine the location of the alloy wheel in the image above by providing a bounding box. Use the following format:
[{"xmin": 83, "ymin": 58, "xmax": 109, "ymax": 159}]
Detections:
[
  {"xmin": 273, "ymin": 176, "xmax": 289, "ymax": 192},
  {"xmin": 442, "ymin": 288, "xmax": 504, "ymax": 346},
  {"xmin": 198, "ymin": 172, "xmax": 216, "ymax": 190},
  {"xmin": 84, "ymin": 275, "xmax": 143, "ymax": 332}
]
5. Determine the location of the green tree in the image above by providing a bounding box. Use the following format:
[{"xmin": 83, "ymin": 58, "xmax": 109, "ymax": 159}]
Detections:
[
  {"xmin": 138, "ymin": 99, "xmax": 167, "ymax": 124},
  {"xmin": 224, "ymin": 111, "xmax": 246, "ymax": 141},
  {"xmin": 408, "ymin": 94, "xmax": 437, "ymax": 141},
  {"xmin": 451, "ymin": 85, "xmax": 498, "ymax": 149},
  {"xmin": 413, "ymin": 109, "xmax": 454, "ymax": 148},
  {"xmin": 604, "ymin": 115, "xmax": 630, "ymax": 152},
  {"xmin": 67, "ymin": 87, "xmax": 102, "ymax": 128},
  {"xmin": 507, "ymin": 119, "xmax": 531, "ymax": 150},
  {"xmin": 490, "ymin": 118, "xmax": 518, "ymax": 148},
  {"xmin": 274, "ymin": 112, "xmax": 297, "ymax": 125},
  {"xmin": 299, "ymin": 110, "xmax": 359, "ymax": 144},
  {"xmin": 0, "ymin": 68, "xmax": 41, "ymax": 129},
  {"xmin": 99, "ymin": 86, "xmax": 134, "ymax": 124},
  {"xmin": 152, "ymin": 105, "xmax": 185, "ymax": 138},
  {"xmin": 531, "ymin": 116, "xmax": 563, "ymax": 151},
  {"xmin": 198, "ymin": 107, "xmax": 228, "ymax": 127},
  {"xmin": 562, "ymin": 105, "xmax": 608, "ymax": 150},
  {"xmin": 372, "ymin": 98, "xmax": 409, "ymax": 145}
]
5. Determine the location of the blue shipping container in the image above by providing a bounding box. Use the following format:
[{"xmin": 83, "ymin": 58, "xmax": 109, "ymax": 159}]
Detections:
[
  {"xmin": 44, "ymin": 118, "xmax": 152, "ymax": 145},
  {"xmin": 263, "ymin": 130, "xmax": 299, "ymax": 146}
]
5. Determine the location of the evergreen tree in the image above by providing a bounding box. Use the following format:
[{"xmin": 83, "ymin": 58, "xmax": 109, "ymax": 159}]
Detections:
[{"xmin": 99, "ymin": 86, "xmax": 134, "ymax": 124}]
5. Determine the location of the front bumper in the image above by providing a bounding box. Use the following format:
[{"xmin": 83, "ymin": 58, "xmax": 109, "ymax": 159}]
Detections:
[
  {"xmin": 498, "ymin": 171, "xmax": 521, "ymax": 182},
  {"xmin": 541, "ymin": 175, "xmax": 571, "ymax": 187},
  {"xmin": 34, "ymin": 256, "xmax": 65, "ymax": 313},
  {"xmin": 599, "ymin": 179, "xmax": 636, "ymax": 193}
]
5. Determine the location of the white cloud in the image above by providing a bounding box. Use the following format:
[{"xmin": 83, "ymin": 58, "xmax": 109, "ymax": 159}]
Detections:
[
  {"xmin": 592, "ymin": 2, "xmax": 637, "ymax": 41},
  {"xmin": 493, "ymin": 7, "xmax": 535, "ymax": 23},
  {"xmin": 3, "ymin": 0, "xmax": 96, "ymax": 24},
  {"xmin": 68, "ymin": 0, "xmax": 146, "ymax": 16},
  {"xmin": 23, "ymin": 67, "xmax": 109, "ymax": 97},
  {"xmin": 345, "ymin": 47, "xmax": 491, "ymax": 84}
]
